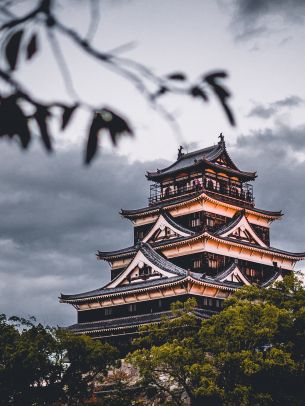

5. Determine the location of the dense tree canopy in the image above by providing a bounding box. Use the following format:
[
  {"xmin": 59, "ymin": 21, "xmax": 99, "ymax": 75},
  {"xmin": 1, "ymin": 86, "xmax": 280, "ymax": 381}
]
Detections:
[
  {"xmin": 1, "ymin": 276, "xmax": 304, "ymax": 405},
  {"xmin": 0, "ymin": 315, "xmax": 118, "ymax": 406},
  {"xmin": 128, "ymin": 275, "xmax": 305, "ymax": 406}
]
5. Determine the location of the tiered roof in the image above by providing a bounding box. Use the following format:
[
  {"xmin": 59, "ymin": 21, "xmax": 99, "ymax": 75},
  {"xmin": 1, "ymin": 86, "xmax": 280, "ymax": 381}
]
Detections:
[
  {"xmin": 60, "ymin": 138, "xmax": 302, "ymax": 339},
  {"xmin": 67, "ymin": 308, "xmax": 216, "ymax": 336},
  {"xmin": 98, "ymin": 211, "xmax": 305, "ymax": 262},
  {"xmin": 146, "ymin": 140, "xmax": 256, "ymax": 182},
  {"xmin": 120, "ymin": 191, "xmax": 282, "ymax": 220},
  {"xmin": 61, "ymin": 219, "xmax": 293, "ymax": 305}
]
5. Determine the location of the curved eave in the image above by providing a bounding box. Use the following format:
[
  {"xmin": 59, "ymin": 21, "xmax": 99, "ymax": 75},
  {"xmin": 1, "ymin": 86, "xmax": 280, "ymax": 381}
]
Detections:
[
  {"xmin": 146, "ymin": 158, "xmax": 256, "ymax": 182},
  {"xmin": 121, "ymin": 192, "xmax": 282, "ymax": 221},
  {"xmin": 67, "ymin": 309, "xmax": 215, "ymax": 335},
  {"xmin": 97, "ymin": 247, "xmax": 136, "ymax": 261},
  {"xmin": 59, "ymin": 274, "xmax": 238, "ymax": 305},
  {"xmin": 156, "ymin": 231, "xmax": 305, "ymax": 261},
  {"xmin": 161, "ymin": 210, "xmax": 196, "ymax": 236},
  {"xmin": 59, "ymin": 276, "xmax": 186, "ymax": 304}
]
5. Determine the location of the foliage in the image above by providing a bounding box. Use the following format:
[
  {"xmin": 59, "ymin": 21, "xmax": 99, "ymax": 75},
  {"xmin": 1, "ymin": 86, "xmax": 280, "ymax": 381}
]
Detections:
[
  {"xmin": 0, "ymin": 0, "xmax": 235, "ymax": 164},
  {"xmin": 0, "ymin": 315, "xmax": 118, "ymax": 406},
  {"xmin": 128, "ymin": 275, "xmax": 305, "ymax": 406}
]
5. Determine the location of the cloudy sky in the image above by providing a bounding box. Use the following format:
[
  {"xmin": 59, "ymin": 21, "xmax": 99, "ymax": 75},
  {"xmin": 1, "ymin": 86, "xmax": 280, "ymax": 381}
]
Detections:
[{"xmin": 1, "ymin": 0, "xmax": 305, "ymax": 326}]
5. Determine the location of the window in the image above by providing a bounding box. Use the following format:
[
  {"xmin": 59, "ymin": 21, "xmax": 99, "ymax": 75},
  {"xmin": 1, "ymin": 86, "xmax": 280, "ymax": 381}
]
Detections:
[
  {"xmin": 139, "ymin": 265, "xmax": 152, "ymax": 276},
  {"xmin": 128, "ymin": 304, "xmax": 137, "ymax": 313},
  {"xmin": 208, "ymin": 259, "xmax": 218, "ymax": 269},
  {"xmin": 206, "ymin": 217, "xmax": 214, "ymax": 227},
  {"xmin": 208, "ymin": 298, "xmax": 213, "ymax": 306},
  {"xmin": 203, "ymin": 297, "xmax": 208, "ymax": 306},
  {"xmin": 193, "ymin": 259, "xmax": 202, "ymax": 269},
  {"xmin": 165, "ymin": 227, "xmax": 171, "ymax": 237},
  {"xmin": 191, "ymin": 218, "xmax": 201, "ymax": 227},
  {"xmin": 104, "ymin": 308, "xmax": 112, "ymax": 316},
  {"xmin": 245, "ymin": 267, "xmax": 256, "ymax": 277}
]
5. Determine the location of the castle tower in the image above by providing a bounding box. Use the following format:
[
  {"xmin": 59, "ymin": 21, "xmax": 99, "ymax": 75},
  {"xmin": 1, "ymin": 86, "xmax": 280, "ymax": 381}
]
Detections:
[{"xmin": 60, "ymin": 135, "xmax": 305, "ymax": 343}]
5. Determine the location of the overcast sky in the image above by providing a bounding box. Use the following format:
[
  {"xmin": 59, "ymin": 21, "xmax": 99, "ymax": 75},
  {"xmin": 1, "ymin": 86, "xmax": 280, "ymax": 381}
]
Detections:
[{"xmin": 1, "ymin": 0, "xmax": 305, "ymax": 326}]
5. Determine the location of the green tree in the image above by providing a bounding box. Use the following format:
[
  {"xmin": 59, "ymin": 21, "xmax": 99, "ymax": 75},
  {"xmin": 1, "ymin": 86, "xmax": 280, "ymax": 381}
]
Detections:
[
  {"xmin": 128, "ymin": 275, "xmax": 305, "ymax": 406},
  {"xmin": 0, "ymin": 314, "xmax": 118, "ymax": 406}
]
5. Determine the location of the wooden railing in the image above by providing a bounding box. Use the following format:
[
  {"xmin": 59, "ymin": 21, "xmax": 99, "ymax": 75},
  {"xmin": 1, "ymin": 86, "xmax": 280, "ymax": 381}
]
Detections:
[{"xmin": 148, "ymin": 182, "xmax": 254, "ymax": 206}]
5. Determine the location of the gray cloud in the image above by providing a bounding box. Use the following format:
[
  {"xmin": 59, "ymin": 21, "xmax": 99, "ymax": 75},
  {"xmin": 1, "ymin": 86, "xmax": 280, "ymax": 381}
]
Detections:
[
  {"xmin": 0, "ymin": 144, "xmax": 165, "ymax": 326},
  {"xmin": 2, "ymin": 122, "xmax": 305, "ymax": 327},
  {"xmin": 247, "ymin": 96, "xmax": 304, "ymax": 119},
  {"xmin": 228, "ymin": 0, "xmax": 305, "ymax": 40},
  {"xmin": 231, "ymin": 122, "xmax": 305, "ymax": 257}
]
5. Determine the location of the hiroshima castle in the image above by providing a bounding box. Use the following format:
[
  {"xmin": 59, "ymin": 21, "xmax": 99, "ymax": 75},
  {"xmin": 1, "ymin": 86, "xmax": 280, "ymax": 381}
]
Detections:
[{"xmin": 60, "ymin": 135, "xmax": 305, "ymax": 342}]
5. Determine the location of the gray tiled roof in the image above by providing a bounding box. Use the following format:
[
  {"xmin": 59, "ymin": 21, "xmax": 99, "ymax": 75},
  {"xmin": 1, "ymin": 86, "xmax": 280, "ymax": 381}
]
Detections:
[
  {"xmin": 149, "ymin": 145, "xmax": 222, "ymax": 175},
  {"xmin": 98, "ymin": 213, "xmax": 196, "ymax": 260},
  {"xmin": 190, "ymin": 271, "xmax": 243, "ymax": 288},
  {"xmin": 120, "ymin": 191, "xmax": 201, "ymax": 217},
  {"xmin": 214, "ymin": 210, "xmax": 244, "ymax": 236},
  {"xmin": 67, "ymin": 308, "xmax": 217, "ymax": 333},
  {"xmin": 214, "ymin": 234, "xmax": 305, "ymax": 258},
  {"xmin": 121, "ymin": 191, "xmax": 282, "ymax": 219},
  {"xmin": 146, "ymin": 142, "xmax": 256, "ymax": 180},
  {"xmin": 61, "ymin": 242, "xmax": 187, "ymax": 301},
  {"xmin": 213, "ymin": 262, "xmax": 238, "ymax": 281},
  {"xmin": 60, "ymin": 275, "xmax": 185, "ymax": 301},
  {"xmin": 139, "ymin": 242, "xmax": 187, "ymax": 276},
  {"xmin": 261, "ymin": 269, "xmax": 283, "ymax": 288},
  {"xmin": 161, "ymin": 210, "xmax": 196, "ymax": 236}
]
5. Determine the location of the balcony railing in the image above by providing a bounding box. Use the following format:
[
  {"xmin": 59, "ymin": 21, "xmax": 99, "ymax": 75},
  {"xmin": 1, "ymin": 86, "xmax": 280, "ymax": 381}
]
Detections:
[{"xmin": 148, "ymin": 181, "xmax": 254, "ymax": 207}]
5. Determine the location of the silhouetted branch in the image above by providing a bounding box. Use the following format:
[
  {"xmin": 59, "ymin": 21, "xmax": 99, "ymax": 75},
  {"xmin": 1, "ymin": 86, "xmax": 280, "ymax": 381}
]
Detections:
[
  {"xmin": 0, "ymin": 0, "xmax": 236, "ymax": 164},
  {"xmin": 86, "ymin": 0, "xmax": 100, "ymax": 42}
]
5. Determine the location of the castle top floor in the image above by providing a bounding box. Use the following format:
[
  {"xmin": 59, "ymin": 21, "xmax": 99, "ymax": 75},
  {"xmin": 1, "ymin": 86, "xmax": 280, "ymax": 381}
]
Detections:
[{"xmin": 147, "ymin": 135, "xmax": 257, "ymax": 208}]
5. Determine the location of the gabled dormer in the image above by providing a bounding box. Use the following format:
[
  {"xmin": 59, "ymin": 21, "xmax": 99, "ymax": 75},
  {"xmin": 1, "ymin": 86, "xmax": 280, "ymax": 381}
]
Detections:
[
  {"xmin": 215, "ymin": 211, "xmax": 267, "ymax": 248},
  {"xmin": 142, "ymin": 211, "xmax": 196, "ymax": 243},
  {"xmin": 105, "ymin": 242, "xmax": 186, "ymax": 289},
  {"xmin": 214, "ymin": 262, "xmax": 251, "ymax": 285}
]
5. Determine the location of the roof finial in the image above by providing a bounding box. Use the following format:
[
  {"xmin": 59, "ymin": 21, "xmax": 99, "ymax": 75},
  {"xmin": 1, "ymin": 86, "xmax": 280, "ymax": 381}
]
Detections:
[
  {"xmin": 218, "ymin": 132, "xmax": 225, "ymax": 145},
  {"xmin": 177, "ymin": 145, "xmax": 184, "ymax": 159}
]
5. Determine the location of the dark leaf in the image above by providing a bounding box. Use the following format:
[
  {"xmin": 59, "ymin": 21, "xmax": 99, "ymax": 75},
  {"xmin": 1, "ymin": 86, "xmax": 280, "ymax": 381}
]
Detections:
[
  {"xmin": 85, "ymin": 114, "xmax": 102, "ymax": 164},
  {"xmin": 61, "ymin": 104, "xmax": 78, "ymax": 130},
  {"xmin": 85, "ymin": 109, "xmax": 133, "ymax": 164},
  {"xmin": 34, "ymin": 107, "xmax": 52, "ymax": 152},
  {"xmin": 103, "ymin": 109, "xmax": 133, "ymax": 146},
  {"xmin": 0, "ymin": 96, "xmax": 31, "ymax": 148},
  {"xmin": 203, "ymin": 72, "xmax": 235, "ymax": 126},
  {"xmin": 203, "ymin": 71, "xmax": 228, "ymax": 82},
  {"xmin": 189, "ymin": 86, "xmax": 208, "ymax": 102},
  {"xmin": 26, "ymin": 33, "xmax": 38, "ymax": 60},
  {"xmin": 167, "ymin": 73, "xmax": 187, "ymax": 81},
  {"xmin": 5, "ymin": 29, "xmax": 24, "ymax": 71}
]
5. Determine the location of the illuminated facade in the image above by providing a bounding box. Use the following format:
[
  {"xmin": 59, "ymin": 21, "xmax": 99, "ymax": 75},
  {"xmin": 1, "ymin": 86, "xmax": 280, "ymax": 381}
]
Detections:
[{"xmin": 60, "ymin": 135, "xmax": 305, "ymax": 342}]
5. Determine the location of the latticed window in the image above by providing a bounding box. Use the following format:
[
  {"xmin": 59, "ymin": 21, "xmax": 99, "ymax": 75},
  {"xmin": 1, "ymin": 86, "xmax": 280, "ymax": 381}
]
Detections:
[
  {"xmin": 128, "ymin": 304, "xmax": 137, "ymax": 313},
  {"xmin": 191, "ymin": 218, "xmax": 201, "ymax": 227},
  {"xmin": 206, "ymin": 217, "xmax": 214, "ymax": 227},
  {"xmin": 139, "ymin": 265, "xmax": 152, "ymax": 276},
  {"xmin": 193, "ymin": 259, "xmax": 202, "ymax": 269},
  {"xmin": 104, "ymin": 308, "xmax": 112, "ymax": 316},
  {"xmin": 208, "ymin": 259, "xmax": 218, "ymax": 269},
  {"xmin": 245, "ymin": 267, "xmax": 257, "ymax": 277}
]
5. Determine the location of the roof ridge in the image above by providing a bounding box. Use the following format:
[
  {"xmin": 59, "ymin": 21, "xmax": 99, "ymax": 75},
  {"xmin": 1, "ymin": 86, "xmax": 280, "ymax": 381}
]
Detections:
[
  {"xmin": 160, "ymin": 210, "xmax": 196, "ymax": 236},
  {"xmin": 214, "ymin": 210, "xmax": 245, "ymax": 236},
  {"xmin": 140, "ymin": 242, "xmax": 187, "ymax": 276},
  {"xmin": 261, "ymin": 268, "xmax": 283, "ymax": 288}
]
